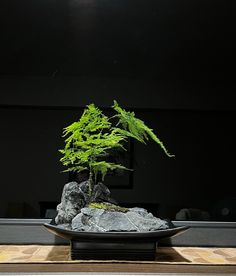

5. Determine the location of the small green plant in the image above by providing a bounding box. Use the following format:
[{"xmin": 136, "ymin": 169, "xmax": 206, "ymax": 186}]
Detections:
[{"xmin": 59, "ymin": 100, "xmax": 174, "ymax": 196}]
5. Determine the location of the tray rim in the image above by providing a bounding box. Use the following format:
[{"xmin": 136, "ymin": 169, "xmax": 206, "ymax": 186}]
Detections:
[{"xmin": 44, "ymin": 222, "xmax": 189, "ymax": 240}]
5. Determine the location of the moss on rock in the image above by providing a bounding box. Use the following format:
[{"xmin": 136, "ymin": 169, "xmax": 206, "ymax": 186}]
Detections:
[{"xmin": 88, "ymin": 202, "xmax": 129, "ymax": 213}]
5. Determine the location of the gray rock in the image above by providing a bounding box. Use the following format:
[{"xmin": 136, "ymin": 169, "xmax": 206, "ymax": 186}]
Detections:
[
  {"xmin": 126, "ymin": 208, "xmax": 168, "ymax": 231},
  {"xmin": 55, "ymin": 181, "xmax": 84, "ymax": 224},
  {"xmin": 56, "ymin": 223, "xmax": 72, "ymax": 230},
  {"xmin": 90, "ymin": 182, "xmax": 111, "ymax": 203},
  {"xmin": 71, "ymin": 207, "xmax": 169, "ymax": 232},
  {"xmin": 55, "ymin": 181, "xmax": 112, "ymax": 224}
]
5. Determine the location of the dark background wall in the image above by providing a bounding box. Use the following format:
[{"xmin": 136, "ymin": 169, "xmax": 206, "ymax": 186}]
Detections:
[
  {"xmin": 0, "ymin": 0, "xmax": 235, "ymax": 220},
  {"xmin": 0, "ymin": 0, "xmax": 234, "ymax": 110}
]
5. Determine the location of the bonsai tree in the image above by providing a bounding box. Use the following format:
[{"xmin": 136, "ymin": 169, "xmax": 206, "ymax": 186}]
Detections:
[{"xmin": 59, "ymin": 100, "xmax": 174, "ymax": 197}]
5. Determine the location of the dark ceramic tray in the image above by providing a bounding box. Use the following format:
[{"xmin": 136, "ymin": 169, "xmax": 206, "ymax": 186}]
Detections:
[
  {"xmin": 44, "ymin": 221, "xmax": 189, "ymax": 260},
  {"xmin": 44, "ymin": 221, "xmax": 189, "ymax": 242}
]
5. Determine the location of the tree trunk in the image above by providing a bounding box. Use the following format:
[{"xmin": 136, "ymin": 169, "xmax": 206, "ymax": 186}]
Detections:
[{"xmin": 88, "ymin": 171, "xmax": 93, "ymax": 197}]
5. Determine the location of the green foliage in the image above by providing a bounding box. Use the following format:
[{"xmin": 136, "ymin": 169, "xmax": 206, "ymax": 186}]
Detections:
[
  {"xmin": 59, "ymin": 104, "xmax": 127, "ymax": 179},
  {"xmin": 90, "ymin": 161, "xmax": 128, "ymax": 181},
  {"xmin": 112, "ymin": 100, "xmax": 175, "ymax": 157},
  {"xmin": 59, "ymin": 100, "xmax": 174, "ymax": 189}
]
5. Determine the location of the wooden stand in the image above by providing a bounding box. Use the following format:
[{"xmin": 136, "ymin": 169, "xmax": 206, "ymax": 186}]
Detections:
[{"xmin": 70, "ymin": 240, "xmax": 157, "ymax": 260}]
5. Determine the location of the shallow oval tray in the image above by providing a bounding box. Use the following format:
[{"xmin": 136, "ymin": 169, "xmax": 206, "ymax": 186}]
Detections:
[
  {"xmin": 44, "ymin": 221, "xmax": 189, "ymax": 242},
  {"xmin": 44, "ymin": 220, "xmax": 189, "ymax": 260}
]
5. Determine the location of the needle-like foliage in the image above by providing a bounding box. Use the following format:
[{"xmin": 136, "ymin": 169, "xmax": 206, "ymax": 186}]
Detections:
[
  {"xmin": 112, "ymin": 100, "xmax": 175, "ymax": 157},
  {"xmin": 59, "ymin": 101, "xmax": 174, "ymax": 196}
]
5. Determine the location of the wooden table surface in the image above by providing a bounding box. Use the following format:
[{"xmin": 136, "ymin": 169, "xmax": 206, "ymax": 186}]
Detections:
[{"xmin": 0, "ymin": 245, "xmax": 236, "ymax": 273}]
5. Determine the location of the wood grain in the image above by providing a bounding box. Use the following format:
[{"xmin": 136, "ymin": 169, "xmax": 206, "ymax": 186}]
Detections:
[{"xmin": 0, "ymin": 263, "xmax": 236, "ymax": 273}]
